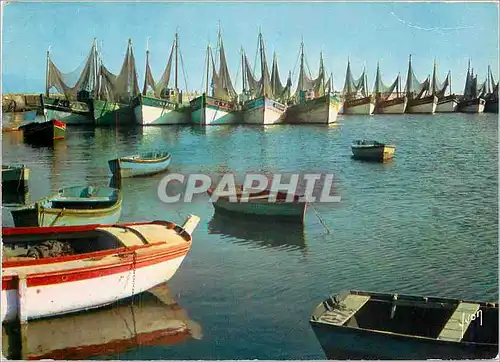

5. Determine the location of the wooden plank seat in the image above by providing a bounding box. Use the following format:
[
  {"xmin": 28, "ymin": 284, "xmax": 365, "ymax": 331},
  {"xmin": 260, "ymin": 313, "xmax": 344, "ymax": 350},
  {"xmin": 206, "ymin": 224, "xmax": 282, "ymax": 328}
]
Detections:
[
  {"xmin": 319, "ymin": 294, "xmax": 371, "ymax": 326},
  {"xmin": 437, "ymin": 302, "xmax": 481, "ymax": 342}
]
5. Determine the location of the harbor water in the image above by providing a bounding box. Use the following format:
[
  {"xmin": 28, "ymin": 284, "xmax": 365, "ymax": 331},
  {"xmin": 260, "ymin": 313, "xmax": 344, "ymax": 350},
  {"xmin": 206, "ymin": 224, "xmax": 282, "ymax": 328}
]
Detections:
[{"xmin": 1, "ymin": 113, "xmax": 498, "ymax": 359}]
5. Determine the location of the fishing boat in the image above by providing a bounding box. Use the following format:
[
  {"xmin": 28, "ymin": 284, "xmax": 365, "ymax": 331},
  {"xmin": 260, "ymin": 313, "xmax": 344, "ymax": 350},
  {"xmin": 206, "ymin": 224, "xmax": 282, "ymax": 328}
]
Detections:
[
  {"xmin": 108, "ymin": 151, "xmax": 172, "ymax": 178},
  {"xmin": 436, "ymin": 94, "xmax": 460, "ymax": 113},
  {"xmin": 133, "ymin": 32, "xmax": 191, "ymax": 125},
  {"xmin": 341, "ymin": 60, "xmax": 375, "ymax": 115},
  {"xmin": 2, "ymin": 284, "xmax": 202, "ymax": 359},
  {"xmin": 458, "ymin": 61, "xmax": 485, "ymax": 113},
  {"xmin": 41, "ymin": 95, "xmax": 93, "ymax": 125},
  {"xmin": 484, "ymin": 65, "xmax": 498, "ymax": 114},
  {"xmin": 405, "ymin": 56, "xmax": 437, "ymax": 114},
  {"xmin": 1, "ymin": 215, "xmax": 200, "ymax": 323},
  {"xmin": 351, "ymin": 140, "xmax": 395, "ymax": 162},
  {"xmin": 433, "ymin": 64, "xmax": 459, "ymax": 113},
  {"xmin": 2, "ymin": 164, "xmax": 29, "ymax": 193},
  {"xmin": 285, "ymin": 43, "xmax": 342, "ymax": 124},
  {"xmin": 93, "ymin": 39, "xmax": 139, "ymax": 126},
  {"xmin": 373, "ymin": 63, "xmax": 407, "ymax": 114},
  {"xmin": 19, "ymin": 119, "xmax": 66, "ymax": 144},
  {"xmin": 241, "ymin": 31, "xmax": 289, "ymax": 125},
  {"xmin": 207, "ymin": 185, "xmax": 307, "ymax": 222},
  {"xmin": 11, "ymin": 185, "xmax": 122, "ymax": 227},
  {"xmin": 309, "ymin": 290, "xmax": 498, "ymax": 359},
  {"xmin": 191, "ymin": 26, "xmax": 241, "ymax": 125}
]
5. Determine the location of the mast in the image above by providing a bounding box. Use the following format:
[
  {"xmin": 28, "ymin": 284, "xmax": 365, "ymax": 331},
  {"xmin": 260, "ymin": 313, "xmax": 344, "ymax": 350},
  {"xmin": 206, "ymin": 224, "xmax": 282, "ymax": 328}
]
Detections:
[
  {"xmin": 397, "ymin": 72, "xmax": 400, "ymax": 98},
  {"xmin": 175, "ymin": 30, "xmax": 179, "ymax": 91},
  {"xmin": 259, "ymin": 29, "xmax": 264, "ymax": 90},
  {"xmin": 45, "ymin": 46, "xmax": 50, "ymax": 97},
  {"xmin": 205, "ymin": 44, "xmax": 210, "ymax": 95},
  {"xmin": 241, "ymin": 47, "xmax": 246, "ymax": 93},
  {"xmin": 431, "ymin": 58, "xmax": 437, "ymax": 96},
  {"xmin": 449, "ymin": 70, "xmax": 452, "ymax": 96},
  {"xmin": 406, "ymin": 54, "xmax": 412, "ymax": 98},
  {"xmin": 142, "ymin": 38, "xmax": 150, "ymax": 96},
  {"xmin": 93, "ymin": 38, "xmax": 98, "ymax": 97}
]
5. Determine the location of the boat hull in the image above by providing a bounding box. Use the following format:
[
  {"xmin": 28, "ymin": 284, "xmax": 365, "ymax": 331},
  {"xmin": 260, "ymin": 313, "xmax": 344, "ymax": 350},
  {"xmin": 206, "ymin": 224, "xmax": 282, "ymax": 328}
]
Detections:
[
  {"xmin": 11, "ymin": 197, "xmax": 122, "ymax": 227},
  {"xmin": 242, "ymin": 97, "xmax": 286, "ymax": 125},
  {"xmin": 190, "ymin": 94, "xmax": 240, "ymax": 125},
  {"xmin": 406, "ymin": 95, "xmax": 438, "ymax": 114},
  {"xmin": 109, "ymin": 157, "xmax": 171, "ymax": 178},
  {"xmin": 2, "ymin": 166, "xmax": 29, "ymax": 192},
  {"xmin": 20, "ymin": 120, "xmax": 66, "ymax": 144},
  {"xmin": 42, "ymin": 96, "xmax": 93, "ymax": 125},
  {"xmin": 212, "ymin": 198, "xmax": 307, "ymax": 222},
  {"xmin": 133, "ymin": 95, "xmax": 190, "ymax": 125},
  {"xmin": 285, "ymin": 94, "xmax": 342, "ymax": 124},
  {"xmin": 92, "ymin": 99, "xmax": 135, "ymax": 126},
  {"xmin": 484, "ymin": 97, "xmax": 498, "ymax": 113},
  {"xmin": 352, "ymin": 145, "xmax": 395, "ymax": 162},
  {"xmin": 1, "ymin": 253, "xmax": 187, "ymax": 323},
  {"xmin": 375, "ymin": 97, "xmax": 407, "ymax": 114},
  {"xmin": 310, "ymin": 321, "xmax": 498, "ymax": 360},
  {"xmin": 343, "ymin": 96, "xmax": 375, "ymax": 115},
  {"xmin": 457, "ymin": 98, "xmax": 485, "ymax": 113},
  {"xmin": 436, "ymin": 95, "xmax": 459, "ymax": 113}
]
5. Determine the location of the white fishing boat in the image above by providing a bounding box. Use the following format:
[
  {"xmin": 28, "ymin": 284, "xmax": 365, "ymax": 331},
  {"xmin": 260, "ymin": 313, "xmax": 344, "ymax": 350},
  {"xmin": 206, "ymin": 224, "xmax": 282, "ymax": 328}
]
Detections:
[
  {"xmin": 405, "ymin": 55, "xmax": 437, "ymax": 114},
  {"xmin": 341, "ymin": 60, "xmax": 375, "ymax": 115},
  {"xmin": 133, "ymin": 32, "xmax": 190, "ymax": 125},
  {"xmin": 1, "ymin": 215, "xmax": 200, "ymax": 323},
  {"xmin": 373, "ymin": 63, "xmax": 407, "ymax": 114}
]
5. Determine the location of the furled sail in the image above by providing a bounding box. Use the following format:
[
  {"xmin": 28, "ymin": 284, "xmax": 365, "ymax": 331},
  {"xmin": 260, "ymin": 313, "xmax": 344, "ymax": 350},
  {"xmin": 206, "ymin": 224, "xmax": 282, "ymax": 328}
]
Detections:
[
  {"xmin": 98, "ymin": 39, "xmax": 140, "ymax": 104},
  {"xmin": 142, "ymin": 36, "xmax": 175, "ymax": 98},
  {"xmin": 46, "ymin": 39, "xmax": 99, "ymax": 100},
  {"xmin": 292, "ymin": 43, "xmax": 326, "ymax": 99},
  {"xmin": 210, "ymin": 30, "xmax": 236, "ymax": 101},
  {"xmin": 405, "ymin": 55, "xmax": 430, "ymax": 99},
  {"xmin": 372, "ymin": 62, "xmax": 400, "ymax": 101}
]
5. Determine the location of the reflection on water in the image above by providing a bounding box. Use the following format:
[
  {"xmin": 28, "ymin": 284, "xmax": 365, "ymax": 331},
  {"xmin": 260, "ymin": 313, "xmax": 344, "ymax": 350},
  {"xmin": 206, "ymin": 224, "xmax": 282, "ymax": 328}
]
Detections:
[
  {"xmin": 207, "ymin": 211, "xmax": 307, "ymax": 251},
  {"xmin": 1, "ymin": 284, "xmax": 202, "ymax": 360}
]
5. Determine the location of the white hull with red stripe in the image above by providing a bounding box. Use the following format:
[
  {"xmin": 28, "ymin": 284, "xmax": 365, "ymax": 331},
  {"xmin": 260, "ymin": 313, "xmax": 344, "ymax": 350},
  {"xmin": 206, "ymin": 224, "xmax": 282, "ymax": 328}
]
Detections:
[{"xmin": 1, "ymin": 255, "xmax": 186, "ymax": 323}]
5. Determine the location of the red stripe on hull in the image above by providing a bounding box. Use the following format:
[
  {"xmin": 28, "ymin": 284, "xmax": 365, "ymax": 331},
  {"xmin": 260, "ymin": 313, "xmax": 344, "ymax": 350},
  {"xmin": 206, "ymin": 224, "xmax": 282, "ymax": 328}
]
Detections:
[
  {"xmin": 52, "ymin": 120, "xmax": 67, "ymax": 129},
  {"xmin": 2, "ymin": 246, "xmax": 189, "ymax": 290}
]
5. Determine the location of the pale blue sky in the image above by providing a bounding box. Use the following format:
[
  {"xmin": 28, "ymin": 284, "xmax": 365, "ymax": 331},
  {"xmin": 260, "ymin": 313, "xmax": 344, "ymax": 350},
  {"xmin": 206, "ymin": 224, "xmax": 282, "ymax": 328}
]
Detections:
[{"xmin": 2, "ymin": 1, "xmax": 498, "ymax": 94}]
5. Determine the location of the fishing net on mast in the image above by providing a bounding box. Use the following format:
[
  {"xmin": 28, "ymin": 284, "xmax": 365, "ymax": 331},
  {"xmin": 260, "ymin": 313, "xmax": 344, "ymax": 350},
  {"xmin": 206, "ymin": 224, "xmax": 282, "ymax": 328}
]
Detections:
[
  {"xmin": 432, "ymin": 71, "xmax": 450, "ymax": 97},
  {"xmin": 405, "ymin": 61, "xmax": 430, "ymax": 99},
  {"xmin": 292, "ymin": 52, "xmax": 326, "ymax": 100},
  {"xmin": 243, "ymin": 53, "xmax": 260, "ymax": 97},
  {"xmin": 342, "ymin": 63, "xmax": 367, "ymax": 99},
  {"xmin": 98, "ymin": 40, "xmax": 140, "ymax": 104},
  {"xmin": 211, "ymin": 37, "xmax": 237, "ymax": 102},
  {"xmin": 270, "ymin": 54, "xmax": 291, "ymax": 102},
  {"xmin": 373, "ymin": 65, "xmax": 400, "ymax": 101},
  {"xmin": 142, "ymin": 42, "xmax": 174, "ymax": 98},
  {"xmin": 46, "ymin": 41, "xmax": 98, "ymax": 100}
]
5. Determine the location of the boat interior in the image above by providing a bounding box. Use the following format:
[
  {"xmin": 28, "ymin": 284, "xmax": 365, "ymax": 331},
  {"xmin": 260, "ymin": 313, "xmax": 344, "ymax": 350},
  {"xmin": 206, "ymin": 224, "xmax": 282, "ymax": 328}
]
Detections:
[
  {"xmin": 43, "ymin": 186, "xmax": 119, "ymax": 209},
  {"xmin": 122, "ymin": 152, "xmax": 170, "ymax": 161},
  {"xmin": 2, "ymin": 228, "xmax": 143, "ymax": 260},
  {"xmin": 208, "ymin": 185, "xmax": 303, "ymax": 202},
  {"xmin": 314, "ymin": 292, "xmax": 498, "ymax": 344}
]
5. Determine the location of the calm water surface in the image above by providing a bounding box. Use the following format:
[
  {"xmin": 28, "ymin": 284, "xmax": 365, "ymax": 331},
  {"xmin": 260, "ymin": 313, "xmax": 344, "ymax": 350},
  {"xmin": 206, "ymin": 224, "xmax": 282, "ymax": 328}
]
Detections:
[{"xmin": 2, "ymin": 113, "xmax": 498, "ymax": 359}]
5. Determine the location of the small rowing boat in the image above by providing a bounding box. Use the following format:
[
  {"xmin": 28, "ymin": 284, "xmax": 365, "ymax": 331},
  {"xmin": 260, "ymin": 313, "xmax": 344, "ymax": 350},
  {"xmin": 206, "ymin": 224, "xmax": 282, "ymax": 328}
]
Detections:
[
  {"xmin": 19, "ymin": 119, "xmax": 66, "ymax": 145},
  {"xmin": 108, "ymin": 151, "xmax": 172, "ymax": 178},
  {"xmin": 351, "ymin": 139, "xmax": 395, "ymax": 162},
  {"xmin": 310, "ymin": 290, "xmax": 498, "ymax": 359},
  {"xmin": 1, "ymin": 215, "xmax": 200, "ymax": 323},
  {"xmin": 11, "ymin": 185, "xmax": 122, "ymax": 227},
  {"xmin": 207, "ymin": 185, "xmax": 307, "ymax": 223}
]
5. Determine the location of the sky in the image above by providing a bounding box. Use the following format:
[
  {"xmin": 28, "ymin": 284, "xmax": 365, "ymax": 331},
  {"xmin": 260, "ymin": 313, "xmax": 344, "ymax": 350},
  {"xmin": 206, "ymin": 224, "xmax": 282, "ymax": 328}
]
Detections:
[{"xmin": 1, "ymin": 1, "xmax": 499, "ymax": 94}]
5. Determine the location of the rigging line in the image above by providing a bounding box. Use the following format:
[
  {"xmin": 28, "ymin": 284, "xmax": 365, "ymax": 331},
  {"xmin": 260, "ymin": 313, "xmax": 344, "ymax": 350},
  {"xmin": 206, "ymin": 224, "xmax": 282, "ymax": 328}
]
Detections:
[
  {"xmin": 178, "ymin": 46, "xmax": 191, "ymax": 101},
  {"xmin": 252, "ymin": 34, "xmax": 259, "ymax": 79},
  {"xmin": 200, "ymin": 46, "xmax": 208, "ymax": 94}
]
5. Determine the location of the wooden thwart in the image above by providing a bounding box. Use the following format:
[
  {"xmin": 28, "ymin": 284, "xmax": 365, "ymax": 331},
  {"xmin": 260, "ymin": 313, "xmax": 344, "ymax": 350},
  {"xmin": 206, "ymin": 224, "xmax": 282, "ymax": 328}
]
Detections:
[
  {"xmin": 437, "ymin": 302, "xmax": 481, "ymax": 342},
  {"xmin": 319, "ymin": 294, "xmax": 371, "ymax": 326}
]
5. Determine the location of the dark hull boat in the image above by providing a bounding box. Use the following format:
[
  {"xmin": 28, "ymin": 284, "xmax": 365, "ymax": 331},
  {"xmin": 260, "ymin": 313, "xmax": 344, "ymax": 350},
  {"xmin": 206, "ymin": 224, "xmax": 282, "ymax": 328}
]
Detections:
[
  {"xmin": 2, "ymin": 164, "xmax": 29, "ymax": 193},
  {"xmin": 484, "ymin": 95, "xmax": 498, "ymax": 113},
  {"xmin": 310, "ymin": 290, "xmax": 498, "ymax": 360},
  {"xmin": 19, "ymin": 119, "xmax": 66, "ymax": 145},
  {"xmin": 351, "ymin": 140, "xmax": 395, "ymax": 162},
  {"xmin": 457, "ymin": 98, "xmax": 485, "ymax": 113}
]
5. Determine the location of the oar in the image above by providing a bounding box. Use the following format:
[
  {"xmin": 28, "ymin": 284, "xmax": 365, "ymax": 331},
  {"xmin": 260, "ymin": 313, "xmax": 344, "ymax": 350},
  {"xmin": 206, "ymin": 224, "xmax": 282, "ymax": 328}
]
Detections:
[{"xmin": 309, "ymin": 204, "xmax": 332, "ymax": 234}]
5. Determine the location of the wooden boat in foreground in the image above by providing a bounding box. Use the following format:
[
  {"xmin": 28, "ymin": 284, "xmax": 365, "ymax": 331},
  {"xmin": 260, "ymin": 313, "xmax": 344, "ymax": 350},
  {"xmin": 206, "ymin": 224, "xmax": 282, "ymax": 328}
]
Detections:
[
  {"xmin": 11, "ymin": 185, "xmax": 122, "ymax": 227},
  {"xmin": 2, "ymin": 284, "xmax": 202, "ymax": 359},
  {"xmin": 207, "ymin": 185, "xmax": 307, "ymax": 223},
  {"xmin": 310, "ymin": 290, "xmax": 498, "ymax": 360},
  {"xmin": 351, "ymin": 140, "xmax": 395, "ymax": 162},
  {"xmin": 2, "ymin": 164, "xmax": 29, "ymax": 192},
  {"xmin": 19, "ymin": 119, "xmax": 66, "ymax": 144},
  {"xmin": 108, "ymin": 151, "xmax": 172, "ymax": 178},
  {"xmin": 1, "ymin": 215, "xmax": 200, "ymax": 323}
]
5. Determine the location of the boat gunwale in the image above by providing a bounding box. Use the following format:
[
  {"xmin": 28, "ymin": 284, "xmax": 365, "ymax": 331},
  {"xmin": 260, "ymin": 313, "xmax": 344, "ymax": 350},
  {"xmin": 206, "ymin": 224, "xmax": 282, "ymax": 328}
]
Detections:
[
  {"xmin": 310, "ymin": 290, "xmax": 498, "ymax": 347},
  {"xmin": 206, "ymin": 186, "xmax": 305, "ymax": 203},
  {"xmin": 118, "ymin": 153, "xmax": 172, "ymax": 164}
]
